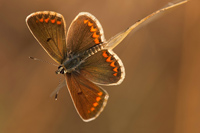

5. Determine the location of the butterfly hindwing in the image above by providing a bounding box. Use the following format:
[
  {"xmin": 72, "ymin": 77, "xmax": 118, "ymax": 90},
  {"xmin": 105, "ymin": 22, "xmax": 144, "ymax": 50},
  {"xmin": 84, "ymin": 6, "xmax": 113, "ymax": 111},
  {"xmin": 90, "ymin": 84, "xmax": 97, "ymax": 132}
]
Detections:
[
  {"xmin": 26, "ymin": 11, "xmax": 67, "ymax": 64},
  {"xmin": 66, "ymin": 12, "xmax": 105, "ymax": 55},
  {"xmin": 65, "ymin": 72, "xmax": 109, "ymax": 122},
  {"xmin": 78, "ymin": 50, "xmax": 125, "ymax": 85}
]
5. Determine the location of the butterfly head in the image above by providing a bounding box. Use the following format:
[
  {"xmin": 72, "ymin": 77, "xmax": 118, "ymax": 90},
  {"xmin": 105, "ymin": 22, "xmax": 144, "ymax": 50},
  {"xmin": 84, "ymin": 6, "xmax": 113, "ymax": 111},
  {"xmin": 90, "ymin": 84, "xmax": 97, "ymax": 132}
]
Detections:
[{"xmin": 55, "ymin": 65, "xmax": 66, "ymax": 74}]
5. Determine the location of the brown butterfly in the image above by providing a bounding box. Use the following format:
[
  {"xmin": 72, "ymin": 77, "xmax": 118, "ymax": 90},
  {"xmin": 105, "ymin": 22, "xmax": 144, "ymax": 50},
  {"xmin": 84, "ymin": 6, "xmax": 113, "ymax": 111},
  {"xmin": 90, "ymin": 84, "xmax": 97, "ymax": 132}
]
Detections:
[{"xmin": 26, "ymin": 0, "xmax": 188, "ymax": 122}]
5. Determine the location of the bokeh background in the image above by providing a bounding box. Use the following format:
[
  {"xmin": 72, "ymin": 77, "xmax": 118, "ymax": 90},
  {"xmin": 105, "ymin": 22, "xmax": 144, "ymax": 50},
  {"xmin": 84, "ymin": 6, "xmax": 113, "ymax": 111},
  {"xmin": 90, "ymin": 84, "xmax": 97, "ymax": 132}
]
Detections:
[{"xmin": 1, "ymin": 0, "xmax": 200, "ymax": 133}]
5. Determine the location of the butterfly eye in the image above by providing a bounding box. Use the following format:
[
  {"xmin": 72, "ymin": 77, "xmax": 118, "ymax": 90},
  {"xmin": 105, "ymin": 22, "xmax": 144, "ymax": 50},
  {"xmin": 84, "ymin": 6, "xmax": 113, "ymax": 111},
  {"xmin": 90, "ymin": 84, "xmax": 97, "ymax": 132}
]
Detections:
[
  {"xmin": 58, "ymin": 66, "xmax": 62, "ymax": 69},
  {"xmin": 60, "ymin": 69, "xmax": 65, "ymax": 74}
]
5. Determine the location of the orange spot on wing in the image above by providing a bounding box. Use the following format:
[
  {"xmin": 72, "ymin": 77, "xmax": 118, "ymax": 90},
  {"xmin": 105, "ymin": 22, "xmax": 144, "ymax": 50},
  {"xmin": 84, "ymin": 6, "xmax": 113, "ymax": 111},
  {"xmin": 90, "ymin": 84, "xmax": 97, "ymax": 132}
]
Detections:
[
  {"xmin": 84, "ymin": 20, "xmax": 88, "ymax": 24},
  {"xmin": 39, "ymin": 18, "xmax": 43, "ymax": 22},
  {"xmin": 51, "ymin": 19, "xmax": 56, "ymax": 23},
  {"xmin": 88, "ymin": 21, "xmax": 93, "ymax": 26},
  {"xmin": 106, "ymin": 56, "xmax": 112, "ymax": 62},
  {"xmin": 36, "ymin": 20, "xmax": 39, "ymax": 23},
  {"xmin": 110, "ymin": 61, "xmax": 116, "ymax": 67},
  {"xmin": 113, "ymin": 73, "xmax": 117, "ymax": 76},
  {"xmin": 94, "ymin": 38, "xmax": 100, "ymax": 44},
  {"xmin": 91, "ymin": 107, "xmax": 95, "ymax": 111},
  {"xmin": 98, "ymin": 92, "xmax": 103, "ymax": 96},
  {"xmin": 88, "ymin": 110, "xmax": 90, "ymax": 113},
  {"xmin": 92, "ymin": 32, "xmax": 99, "ymax": 38},
  {"xmin": 93, "ymin": 102, "xmax": 98, "ymax": 107},
  {"xmin": 90, "ymin": 26, "xmax": 97, "ymax": 32},
  {"xmin": 57, "ymin": 21, "xmax": 62, "ymax": 25},
  {"xmin": 96, "ymin": 97, "xmax": 101, "ymax": 102},
  {"xmin": 45, "ymin": 18, "xmax": 49, "ymax": 23},
  {"xmin": 113, "ymin": 67, "xmax": 118, "ymax": 72},
  {"xmin": 102, "ymin": 51, "xmax": 108, "ymax": 58}
]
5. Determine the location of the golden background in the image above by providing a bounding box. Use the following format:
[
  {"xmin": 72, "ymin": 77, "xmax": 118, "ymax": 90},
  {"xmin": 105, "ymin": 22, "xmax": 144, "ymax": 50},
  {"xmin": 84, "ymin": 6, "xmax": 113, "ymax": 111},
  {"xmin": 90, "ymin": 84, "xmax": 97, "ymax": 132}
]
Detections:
[{"xmin": 1, "ymin": 0, "xmax": 200, "ymax": 133}]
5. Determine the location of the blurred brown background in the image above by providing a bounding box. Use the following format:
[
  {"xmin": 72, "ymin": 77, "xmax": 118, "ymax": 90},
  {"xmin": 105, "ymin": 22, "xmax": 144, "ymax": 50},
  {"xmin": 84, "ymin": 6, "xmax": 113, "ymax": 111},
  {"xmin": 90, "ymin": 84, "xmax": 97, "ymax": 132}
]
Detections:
[{"xmin": 1, "ymin": 0, "xmax": 200, "ymax": 133}]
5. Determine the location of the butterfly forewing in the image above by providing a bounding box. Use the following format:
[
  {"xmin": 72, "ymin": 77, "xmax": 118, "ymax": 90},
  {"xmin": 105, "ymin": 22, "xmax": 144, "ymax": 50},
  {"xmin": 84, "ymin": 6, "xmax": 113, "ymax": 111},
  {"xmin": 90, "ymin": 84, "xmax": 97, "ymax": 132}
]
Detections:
[
  {"xmin": 26, "ymin": 11, "xmax": 67, "ymax": 64},
  {"xmin": 66, "ymin": 12, "xmax": 105, "ymax": 54},
  {"xmin": 65, "ymin": 72, "xmax": 109, "ymax": 122},
  {"xmin": 79, "ymin": 50, "xmax": 125, "ymax": 85}
]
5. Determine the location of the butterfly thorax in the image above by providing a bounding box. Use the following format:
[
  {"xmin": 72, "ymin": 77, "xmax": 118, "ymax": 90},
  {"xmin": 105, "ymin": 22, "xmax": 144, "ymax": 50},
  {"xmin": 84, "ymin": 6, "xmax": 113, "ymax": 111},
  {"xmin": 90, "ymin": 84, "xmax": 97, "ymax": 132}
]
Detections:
[
  {"xmin": 55, "ymin": 43, "xmax": 105, "ymax": 74},
  {"xmin": 55, "ymin": 54, "xmax": 81, "ymax": 74}
]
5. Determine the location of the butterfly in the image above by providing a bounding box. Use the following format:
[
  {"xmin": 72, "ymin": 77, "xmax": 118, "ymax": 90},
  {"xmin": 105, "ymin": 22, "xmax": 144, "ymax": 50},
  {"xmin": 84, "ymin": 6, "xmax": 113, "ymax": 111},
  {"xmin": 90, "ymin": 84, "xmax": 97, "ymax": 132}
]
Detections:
[{"xmin": 26, "ymin": 0, "xmax": 188, "ymax": 122}]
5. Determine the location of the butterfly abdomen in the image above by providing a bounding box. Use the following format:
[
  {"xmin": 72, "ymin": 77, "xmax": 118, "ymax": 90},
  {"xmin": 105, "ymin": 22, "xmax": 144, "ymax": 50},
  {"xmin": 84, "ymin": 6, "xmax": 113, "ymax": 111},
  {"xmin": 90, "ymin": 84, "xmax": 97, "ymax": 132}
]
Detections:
[{"xmin": 83, "ymin": 43, "xmax": 105, "ymax": 58}]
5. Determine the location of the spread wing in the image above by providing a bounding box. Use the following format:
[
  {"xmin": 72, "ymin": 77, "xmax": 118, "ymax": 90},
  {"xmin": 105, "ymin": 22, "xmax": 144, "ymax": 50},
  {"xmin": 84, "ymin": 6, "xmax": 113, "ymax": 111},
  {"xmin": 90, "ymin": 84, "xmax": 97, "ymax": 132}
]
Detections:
[
  {"xmin": 26, "ymin": 11, "xmax": 67, "ymax": 64},
  {"xmin": 65, "ymin": 72, "xmax": 109, "ymax": 122},
  {"xmin": 66, "ymin": 12, "xmax": 105, "ymax": 54}
]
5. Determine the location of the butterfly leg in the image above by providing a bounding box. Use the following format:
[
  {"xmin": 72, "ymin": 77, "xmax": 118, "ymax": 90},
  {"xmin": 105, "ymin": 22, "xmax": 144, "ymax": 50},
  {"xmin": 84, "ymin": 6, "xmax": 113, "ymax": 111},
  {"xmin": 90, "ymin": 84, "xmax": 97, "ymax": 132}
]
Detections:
[{"xmin": 50, "ymin": 80, "xmax": 66, "ymax": 100}]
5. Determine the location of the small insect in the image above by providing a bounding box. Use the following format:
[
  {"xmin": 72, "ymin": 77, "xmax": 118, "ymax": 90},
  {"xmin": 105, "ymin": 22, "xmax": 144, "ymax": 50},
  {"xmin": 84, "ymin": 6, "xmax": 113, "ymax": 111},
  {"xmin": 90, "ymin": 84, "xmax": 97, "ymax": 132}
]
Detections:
[{"xmin": 26, "ymin": 0, "xmax": 188, "ymax": 122}]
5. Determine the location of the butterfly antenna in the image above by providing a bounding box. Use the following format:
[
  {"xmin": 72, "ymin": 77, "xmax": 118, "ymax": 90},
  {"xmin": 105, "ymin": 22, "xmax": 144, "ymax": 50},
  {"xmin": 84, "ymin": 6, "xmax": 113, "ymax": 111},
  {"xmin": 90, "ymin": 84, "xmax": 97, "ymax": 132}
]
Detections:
[{"xmin": 29, "ymin": 56, "xmax": 59, "ymax": 67}]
